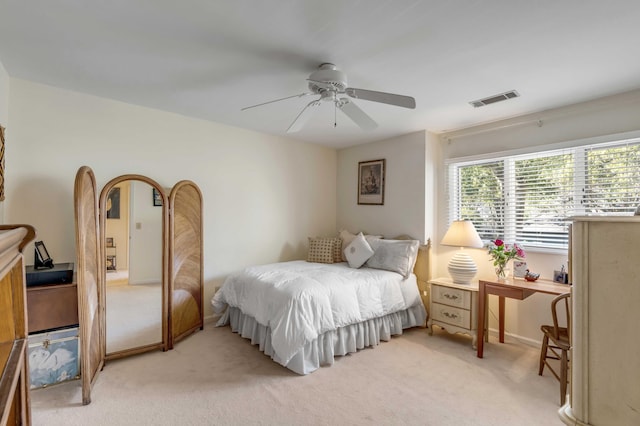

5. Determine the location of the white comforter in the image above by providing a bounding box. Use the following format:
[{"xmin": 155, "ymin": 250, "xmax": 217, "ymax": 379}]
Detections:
[{"xmin": 211, "ymin": 260, "xmax": 421, "ymax": 365}]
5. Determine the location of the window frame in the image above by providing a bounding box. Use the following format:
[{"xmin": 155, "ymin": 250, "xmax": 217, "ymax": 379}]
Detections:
[{"xmin": 446, "ymin": 134, "xmax": 640, "ymax": 253}]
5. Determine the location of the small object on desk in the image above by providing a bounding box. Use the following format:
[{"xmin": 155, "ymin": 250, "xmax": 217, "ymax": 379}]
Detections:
[
  {"xmin": 553, "ymin": 265, "xmax": 569, "ymax": 284},
  {"xmin": 513, "ymin": 261, "xmax": 528, "ymax": 278},
  {"xmin": 524, "ymin": 269, "xmax": 540, "ymax": 282}
]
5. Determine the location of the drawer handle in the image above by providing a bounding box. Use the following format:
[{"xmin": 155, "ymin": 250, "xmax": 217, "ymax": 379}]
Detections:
[
  {"xmin": 444, "ymin": 293, "xmax": 459, "ymax": 300},
  {"xmin": 443, "ymin": 312, "xmax": 459, "ymax": 319}
]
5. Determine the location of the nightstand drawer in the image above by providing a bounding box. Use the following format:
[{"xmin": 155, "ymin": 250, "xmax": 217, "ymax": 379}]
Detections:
[
  {"xmin": 431, "ymin": 284, "xmax": 471, "ymax": 309},
  {"xmin": 431, "ymin": 302, "xmax": 471, "ymax": 329}
]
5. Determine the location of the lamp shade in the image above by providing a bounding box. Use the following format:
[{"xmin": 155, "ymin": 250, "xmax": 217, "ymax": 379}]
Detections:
[
  {"xmin": 441, "ymin": 220, "xmax": 483, "ymax": 284},
  {"xmin": 440, "ymin": 220, "xmax": 483, "ymax": 248}
]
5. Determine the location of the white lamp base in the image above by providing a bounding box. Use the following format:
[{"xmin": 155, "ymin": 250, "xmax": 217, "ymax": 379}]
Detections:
[{"xmin": 448, "ymin": 251, "xmax": 477, "ymax": 284}]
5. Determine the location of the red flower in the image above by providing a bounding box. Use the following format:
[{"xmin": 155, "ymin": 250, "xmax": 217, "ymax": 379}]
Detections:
[{"xmin": 494, "ymin": 239, "xmax": 504, "ymax": 247}]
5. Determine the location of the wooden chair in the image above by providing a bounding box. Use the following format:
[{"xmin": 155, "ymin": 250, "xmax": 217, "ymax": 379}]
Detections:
[{"xmin": 538, "ymin": 292, "xmax": 571, "ymax": 405}]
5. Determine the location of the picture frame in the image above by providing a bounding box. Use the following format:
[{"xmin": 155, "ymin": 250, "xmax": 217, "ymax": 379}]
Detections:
[
  {"xmin": 358, "ymin": 159, "xmax": 385, "ymax": 205},
  {"xmin": 106, "ymin": 237, "xmax": 114, "ymax": 248},
  {"xmin": 513, "ymin": 261, "xmax": 528, "ymax": 278},
  {"xmin": 106, "ymin": 187, "xmax": 120, "ymax": 219},
  {"xmin": 553, "ymin": 270, "xmax": 569, "ymax": 284},
  {"xmin": 152, "ymin": 188, "xmax": 162, "ymax": 206},
  {"xmin": 34, "ymin": 240, "xmax": 54, "ymax": 269},
  {"xmin": 106, "ymin": 255, "xmax": 117, "ymax": 271}
]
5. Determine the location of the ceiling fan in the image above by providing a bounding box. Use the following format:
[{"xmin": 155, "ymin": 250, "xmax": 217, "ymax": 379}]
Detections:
[{"xmin": 241, "ymin": 63, "xmax": 416, "ymax": 133}]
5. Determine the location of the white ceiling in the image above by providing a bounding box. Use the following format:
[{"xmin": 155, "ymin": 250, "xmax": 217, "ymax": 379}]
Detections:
[{"xmin": 1, "ymin": 1, "xmax": 640, "ymax": 149}]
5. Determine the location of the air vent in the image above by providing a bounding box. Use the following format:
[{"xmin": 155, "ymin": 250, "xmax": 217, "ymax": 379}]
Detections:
[{"xmin": 469, "ymin": 90, "xmax": 519, "ymax": 108}]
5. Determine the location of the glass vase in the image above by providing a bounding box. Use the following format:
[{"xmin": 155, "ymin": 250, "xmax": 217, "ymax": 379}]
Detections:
[{"xmin": 495, "ymin": 263, "xmax": 509, "ymax": 280}]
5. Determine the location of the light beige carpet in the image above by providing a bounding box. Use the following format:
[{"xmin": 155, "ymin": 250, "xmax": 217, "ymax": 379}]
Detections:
[
  {"xmin": 105, "ymin": 282, "xmax": 162, "ymax": 353},
  {"xmin": 31, "ymin": 325, "xmax": 564, "ymax": 425}
]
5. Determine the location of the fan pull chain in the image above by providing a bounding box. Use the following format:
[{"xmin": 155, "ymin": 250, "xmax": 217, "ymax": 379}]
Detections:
[{"xmin": 334, "ymin": 102, "xmax": 337, "ymax": 128}]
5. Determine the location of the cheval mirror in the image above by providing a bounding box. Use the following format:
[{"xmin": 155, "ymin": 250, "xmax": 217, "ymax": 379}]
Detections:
[
  {"xmin": 74, "ymin": 166, "xmax": 203, "ymax": 405},
  {"xmin": 100, "ymin": 174, "xmax": 169, "ymax": 360}
]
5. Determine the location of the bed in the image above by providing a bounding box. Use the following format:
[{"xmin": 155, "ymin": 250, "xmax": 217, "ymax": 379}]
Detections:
[{"xmin": 211, "ymin": 235, "xmax": 430, "ymax": 374}]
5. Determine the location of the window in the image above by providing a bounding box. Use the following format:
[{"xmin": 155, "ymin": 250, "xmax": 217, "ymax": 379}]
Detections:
[{"xmin": 447, "ymin": 137, "xmax": 640, "ymax": 250}]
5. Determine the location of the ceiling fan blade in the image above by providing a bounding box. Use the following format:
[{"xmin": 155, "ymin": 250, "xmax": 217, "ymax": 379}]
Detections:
[
  {"xmin": 287, "ymin": 99, "xmax": 321, "ymax": 133},
  {"xmin": 337, "ymin": 99, "xmax": 378, "ymax": 130},
  {"xmin": 241, "ymin": 93, "xmax": 312, "ymax": 111},
  {"xmin": 345, "ymin": 87, "xmax": 416, "ymax": 109}
]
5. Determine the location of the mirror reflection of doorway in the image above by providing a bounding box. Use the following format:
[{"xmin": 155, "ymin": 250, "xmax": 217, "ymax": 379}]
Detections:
[{"xmin": 105, "ymin": 181, "xmax": 162, "ymax": 354}]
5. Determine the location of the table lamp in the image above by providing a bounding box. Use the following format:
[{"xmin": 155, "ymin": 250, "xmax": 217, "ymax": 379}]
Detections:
[{"xmin": 441, "ymin": 220, "xmax": 483, "ymax": 284}]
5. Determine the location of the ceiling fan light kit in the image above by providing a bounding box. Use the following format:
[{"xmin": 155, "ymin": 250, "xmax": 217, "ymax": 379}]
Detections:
[{"xmin": 242, "ymin": 63, "xmax": 416, "ymax": 133}]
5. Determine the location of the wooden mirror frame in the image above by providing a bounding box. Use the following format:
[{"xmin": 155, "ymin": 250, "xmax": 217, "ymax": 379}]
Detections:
[
  {"xmin": 99, "ymin": 174, "xmax": 169, "ymax": 360},
  {"xmin": 168, "ymin": 180, "xmax": 204, "ymax": 348}
]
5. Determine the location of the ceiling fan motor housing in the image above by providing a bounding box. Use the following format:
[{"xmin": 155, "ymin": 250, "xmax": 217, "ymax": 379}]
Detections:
[{"xmin": 308, "ymin": 63, "xmax": 348, "ymax": 94}]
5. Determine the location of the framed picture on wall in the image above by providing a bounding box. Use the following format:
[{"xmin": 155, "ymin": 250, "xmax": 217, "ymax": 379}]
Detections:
[
  {"xmin": 152, "ymin": 188, "xmax": 162, "ymax": 206},
  {"xmin": 106, "ymin": 187, "xmax": 120, "ymax": 219},
  {"xmin": 106, "ymin": 255, "xmax": 117, "ymax": 271},
  {"xmin": 358, "ymin": 159, "xmax": 385, "ymax": 205}
]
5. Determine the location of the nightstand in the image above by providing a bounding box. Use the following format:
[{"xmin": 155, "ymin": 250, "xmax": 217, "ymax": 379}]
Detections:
[{"xmin": 427, "ymin": 277, "xmax": 479, "ymax": 348}]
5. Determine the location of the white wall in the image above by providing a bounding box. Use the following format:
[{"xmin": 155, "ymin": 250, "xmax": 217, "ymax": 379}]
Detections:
[
  {"xmin": 336, "ymin": 130, "xmax": 440, "ymax": 244},
  {"xmin": 5, "ymin": 79, "xmax": 337, "ymax": 318},
  {"xmin": 0, "ymin": 61, "xmax": 7, "ymax": 124},
  {"xmin": 128, "ymin": 181, "xmax": 162, "ymax": 284},
  {"xmin": 436, "ymin": 89, "xmax": 640, "ymax": 344}
]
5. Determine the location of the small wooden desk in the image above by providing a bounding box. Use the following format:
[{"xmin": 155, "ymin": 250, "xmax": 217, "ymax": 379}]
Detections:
[{"xmin": 476, "ymin": 277, "xmax": 570, "ymax": 358}]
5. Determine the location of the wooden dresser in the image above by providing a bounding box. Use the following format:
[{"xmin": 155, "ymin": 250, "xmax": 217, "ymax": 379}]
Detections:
[
  {"xmin": 560, "ymin": 217, "xmax": 640, "ymax": 425},
  {"xmin": 0, "ymin": 225, "xmax": 35, "ymax": 426}
]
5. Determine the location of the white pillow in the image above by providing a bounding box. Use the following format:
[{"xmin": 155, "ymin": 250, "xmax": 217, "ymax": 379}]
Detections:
[
  {"xmin": 365, "ymin": 234, "xmax": 383, "ymax": 244},
  {"xmin": 366, "ymin": 239, "xmax": 420, "ymax": 278},
  {"xmin": 344, "ymin": 232, "xmax": 375, "ymax": 268},
  {"xmin": 339, "ymin": 229, "xmax": 382, "ymax": 261},
  {"xmin": 339, "ymin": 229, "xmax": 358, "ymax": 261}
]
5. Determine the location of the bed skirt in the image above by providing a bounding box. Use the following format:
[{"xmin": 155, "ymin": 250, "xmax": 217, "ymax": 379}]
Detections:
[{"xmin": 217, "ymin": 304, "xmax": 427, "ymax": 375}]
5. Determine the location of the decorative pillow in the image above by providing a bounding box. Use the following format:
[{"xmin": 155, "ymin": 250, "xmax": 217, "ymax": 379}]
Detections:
[
  {"xmin": 339, "ymin": 229, "xmax": 357, "ymax": 261},
  {"xmin": 333, "ymin": 237, "xmax": 343, "ymax": 263},
  {"xmin": 365, "ymin": 234, "xmax": 383, "ymax": 244},
  {"xmin": 344, "ymin": 232, "xmax": 375, "ymax": 268},
  {"xmin": 366, "ymin": 239, "xmax": 420, "ymax": 278},
  {"xmin": 339, "ymin": 229, "xmax": 382, "ymax": 261},
  {"xmin": 307, "ymin": 237, "xmax": 337, "ymax": 264}
]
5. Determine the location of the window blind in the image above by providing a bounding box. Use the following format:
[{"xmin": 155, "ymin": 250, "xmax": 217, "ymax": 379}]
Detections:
[{"xmin": 447, "ymin": 137, "xmax": 640, "ymax": 250}]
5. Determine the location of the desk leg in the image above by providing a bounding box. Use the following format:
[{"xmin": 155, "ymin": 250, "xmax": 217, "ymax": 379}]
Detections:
[
  {"xmin": 485, "ymin": 305, "xmax": 489, "ymax": 342},
  {"xmin": 499, "ymin": 296, "xmax": 505, "ymax": 343},
  {"xmin": 477, "ymin": 282, "xmax": 486, "ymax": 358}
]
